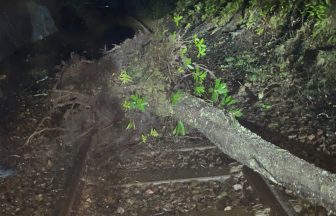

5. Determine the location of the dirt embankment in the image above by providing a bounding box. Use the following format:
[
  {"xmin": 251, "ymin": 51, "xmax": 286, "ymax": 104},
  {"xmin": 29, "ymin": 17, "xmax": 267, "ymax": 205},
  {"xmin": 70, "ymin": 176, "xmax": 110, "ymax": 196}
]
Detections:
[{"xmin": 172, "ymin": 0, "xmax": 336, "ymax": 167}]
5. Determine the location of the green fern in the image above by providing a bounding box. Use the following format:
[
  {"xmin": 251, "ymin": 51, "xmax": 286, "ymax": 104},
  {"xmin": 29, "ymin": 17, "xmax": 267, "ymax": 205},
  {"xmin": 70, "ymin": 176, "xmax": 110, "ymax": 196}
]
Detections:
[
  {"xmin": 194, "ymin": 85, "xmax": 205, "ymax": 96},
  {"xmin": 193, "ymin": 67, "xmax": 207, "ymax": 83},
  {"xmin": 141, "ymin": 134, "xmax": 148, "ymax": 143},
  {"xmin": 130, "ymin": 94, "xmax": 148, "ymax": 112},
  {"xmin": 119, "ymin": 70, "xmax": 133, "ymax": 84},
  {"xmin": 150, "ymin": 128, "xmax": 159, "ymax": 137}
]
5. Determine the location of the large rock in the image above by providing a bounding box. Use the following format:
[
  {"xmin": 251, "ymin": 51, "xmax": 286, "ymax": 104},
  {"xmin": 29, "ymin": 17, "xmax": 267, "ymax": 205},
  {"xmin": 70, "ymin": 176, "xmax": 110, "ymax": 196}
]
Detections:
[
  {"xmin": 0, "ymin": 0, "xmax": 57, "ymax": 61},
  {"xmin": 27, "ymin": 1, "xmax": 58, "ymax": 42}
]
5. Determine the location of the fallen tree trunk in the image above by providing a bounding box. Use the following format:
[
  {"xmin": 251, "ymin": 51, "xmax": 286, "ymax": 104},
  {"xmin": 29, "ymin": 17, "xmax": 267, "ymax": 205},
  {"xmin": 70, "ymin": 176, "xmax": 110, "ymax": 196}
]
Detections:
[
  {"xmin": 85, "ymin": 31, "xmax": 336, "ymax": 212},
  {"xmin": 107, "ymin": 34, "xmax": 336, "ymax": 211},
  {"xmin": 57, "ymin": 40, "xmax": 336, "ymax": 212},
  {"xmin": 171, "ymin": 94, "xmax": 336, "ymax": 212}
]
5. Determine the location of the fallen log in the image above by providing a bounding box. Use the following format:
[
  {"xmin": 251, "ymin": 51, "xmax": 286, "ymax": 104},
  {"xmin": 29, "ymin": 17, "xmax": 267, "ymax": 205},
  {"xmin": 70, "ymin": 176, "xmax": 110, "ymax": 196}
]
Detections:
[
  {"xmin": 171, "ymin": 94, "xmax": 336, "ymax": 213},
  {"xmin": 62, "ymin": 31, "xmax": 336, "ymax": 212},
  {"xmin": 104, "ymin": 32, "xmax": 336, "ymax": 212}
]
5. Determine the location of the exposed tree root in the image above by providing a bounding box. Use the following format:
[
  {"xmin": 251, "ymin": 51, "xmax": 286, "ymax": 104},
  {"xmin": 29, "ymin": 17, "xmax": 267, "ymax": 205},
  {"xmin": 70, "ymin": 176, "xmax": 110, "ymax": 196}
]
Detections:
[
  {"xmin": 25, "ymin": 82, "xmax": 93, "ymax": 146},
  {"xmin": 25, "ymin": 128, "xmax": 66, "ymax": 146}
]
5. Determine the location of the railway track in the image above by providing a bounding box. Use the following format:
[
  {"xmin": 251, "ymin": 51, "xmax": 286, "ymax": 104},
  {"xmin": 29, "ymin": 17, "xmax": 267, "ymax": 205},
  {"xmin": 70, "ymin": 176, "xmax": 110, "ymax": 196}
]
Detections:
[{"xmin": 53, "ymin": 131, "xmax": 295, "ymax": 216}]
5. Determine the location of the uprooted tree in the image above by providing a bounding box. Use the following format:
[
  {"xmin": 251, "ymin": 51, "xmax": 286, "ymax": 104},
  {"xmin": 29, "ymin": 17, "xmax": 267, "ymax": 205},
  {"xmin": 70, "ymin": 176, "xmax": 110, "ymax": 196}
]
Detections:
[
  {"xmin": 47, "ymin": 2, "xmax": 336, "ymax": 212},
  {"xmin": 99, "ymin": 30, "xmax": 336, "ymax": 213}
]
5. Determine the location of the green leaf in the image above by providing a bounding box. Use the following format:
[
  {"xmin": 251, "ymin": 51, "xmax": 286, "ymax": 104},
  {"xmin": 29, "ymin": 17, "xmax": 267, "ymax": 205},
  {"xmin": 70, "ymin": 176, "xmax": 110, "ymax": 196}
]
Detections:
[
  {"xmin": 260, "ymin": 103, "xmax": 272, "ymax": 110},
  {"xmin": 194, "ymin": 85, "xmax": 205, "ymax": 96},
  {"xmin": 230, "ymin": 109, "xmax": 243, "ymax": 118},
  {"xmin": 171, "ymin": 91, "xmax": 183, "ymax": 105},
  {"xmin": 199, "ymin": 71, "xmax": 207, "ymax": 83},
  {"xmin": 211, "ymin": 91, "xmax": 219, "ymax": 103},
  {"xmin": 185, "ymin": 23, "xmax": 191, "ymax": 30},
  {"xmin": 173, "ymin": 14, "xmax": 183, "ymax": 27},
  {"xmin": 141, "ymin": 134, "xmax": 148, "ymax": 143},
  {"xmin": 173, "ymin": 121, "xmax": 186, "ymax": 136},
  {"xmin": 197, "ymin": 50, "xmax": 206, "ymax": 58},
  {"xmin": 122, "ymin": 100, "xmax": 131, "ymax": 110},
  {"xmin": 193, "ymin": 67, "xmax": 207, "ymax": 84},
  {"xmin": 193, "ymin": 34, "xmax": 207, "ymax": 58},
  {"xmin": 183, "ymin": 58, "xmax": 194, "ymax": 69},
  {"xmin": 211, "ymin": 79, "xmax": 228, "ymax": 103},
  {"xmin": 150, "ymin": 128, "xmax": 159, "ymax": 137},
  {"xmin": 221, "ymin": 96, "xmax": 237, "ymax": 106},
  {"xmin": 178, "ymin": 67, "xmax": 185, "ymax": 73},
  {"xmin": 126, "ymin": 121, "xmax": 136, "ymax": 130},
  {"xmin": 180, "ymin": 47, "xmax": 188, "ymax": 57},
  {"xmin": 129, "ymin": 94, "xmax": 148, "ymax": 112},
  {"xmin": 214, "ymin": 79, "xmax": 228, "ymax": 95},
  {"xmin": 186, "ymin": 64, "xmax": 194, "ymax": 70},
  {"xmin": 119, "ymin": 70, "xmax": 133, "ymax": 84}
]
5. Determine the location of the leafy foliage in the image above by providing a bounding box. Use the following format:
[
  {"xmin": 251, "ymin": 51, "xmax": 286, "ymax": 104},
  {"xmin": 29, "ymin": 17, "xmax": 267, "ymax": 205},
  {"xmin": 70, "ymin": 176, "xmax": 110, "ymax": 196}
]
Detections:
[
  {"xmin": 141, "ymin": 134, "xmax": 148, "ymax": 143},
  {"xmin": 122, "ymin": 100, "xmax": 132, "ymax": 110},
  {"xmin": 208, "ymin": 79, "xmax": 240, "ymax": 116},
  {"xmin": 222, "ymin": 54, "xmax": 263, "ymax": 82},
  {"xmin": 177, "ymin": 46, "xmax": 194, "ymax": 73},
  {"xmin": 126, "ymin": 121, "xmax": 136, "ymax": 130},
  {"xmin": 175, "ymin": 0, "xmax": 243, "ymax": 28},
  {"xmin": 130, "ymin": 94, "xmax": 148, "ymax": 112},
  {"xmin": 192, "ymin": 66, "xmax": 207, "ymax": 96},
  {"xmin": 171, "ymin": 90, "xmax": 183, "ymax": 105},
  {"xmin": 210, "ymin": 79, "xmax": 228, "ymax": 103},
  {"xmin": 259, "ymin": 103, "xmax": 272, "ymax": 111},
  {"xmin": 193, "ymin": 34, "xmax": 207, "ymax": 58},
  {"xmin": 305, "ymin": 0, "xmax": 330, "ymax": 20},
  {"xmin": 123, "ymin": 94, "xmax": 148, "ymax": 112},
  {"xmin": 173, "ymin": 120, "xmax": 186, "ymax": 136},
  {"xmin": 193, "ymin": 67, "xmax": 207, "ymax": 83},
  {"xmin": 150, "ymin": 128, "xmax": 159, "ymax": 137},
  {"xmin": 194, "ymin": 85, "xmax": 205, "ymax": 96},
  {"xmin": 229, "ymin": 109, "xmax": 243, "ymax": 118},
  {"xmin": 183, "ymin": 58, "xmax": 194, "ymax": 70},
  {"xmin": 119, "ymin": 70, "xmax": 133, "ymax": 84},
  {"xmin": 173, "ymin": 14, "xmax": 183, "ymax": 27},
  {"xmin": 209, "ymin": 79, "xmax": 237, "ymax": 107},
  {"xmin": 303, "ymin": 0, "xmax": 335, "ymax": 43},
  {"xmin": 220, "ymin": 95, "xmax": 236, "ymax": 107}
]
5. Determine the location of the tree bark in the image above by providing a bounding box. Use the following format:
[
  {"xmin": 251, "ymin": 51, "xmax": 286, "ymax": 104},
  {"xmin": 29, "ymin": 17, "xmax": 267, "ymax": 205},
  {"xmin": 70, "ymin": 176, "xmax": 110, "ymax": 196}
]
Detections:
[{"xmin": 172, "ymin": 94, "xmax": 336, "ymax": 212}]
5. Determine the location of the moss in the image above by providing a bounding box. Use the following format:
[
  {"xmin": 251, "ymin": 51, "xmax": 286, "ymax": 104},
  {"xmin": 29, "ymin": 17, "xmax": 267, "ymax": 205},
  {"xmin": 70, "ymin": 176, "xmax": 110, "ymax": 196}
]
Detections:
[
  {"xmin": 174, "ymin": 0, "xmax": 244, "ymax": 30},
  {"xmin": 110, "ymin": 31, "xmax": 182, "ymax": 117},
  {"xmin": 300, "ymin": 0, "xmax": 336, "ymax": 45},
  {"xmin": 215, "ymin": 0, "xmax": 243, "ymax": 26},
  {"xmin": 243, "ymin": 0, "xmax": 295, "ymax": 35},
  {"xmin": 305, "ymin": 50, "xmax": 336, "ymax": 97}
]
